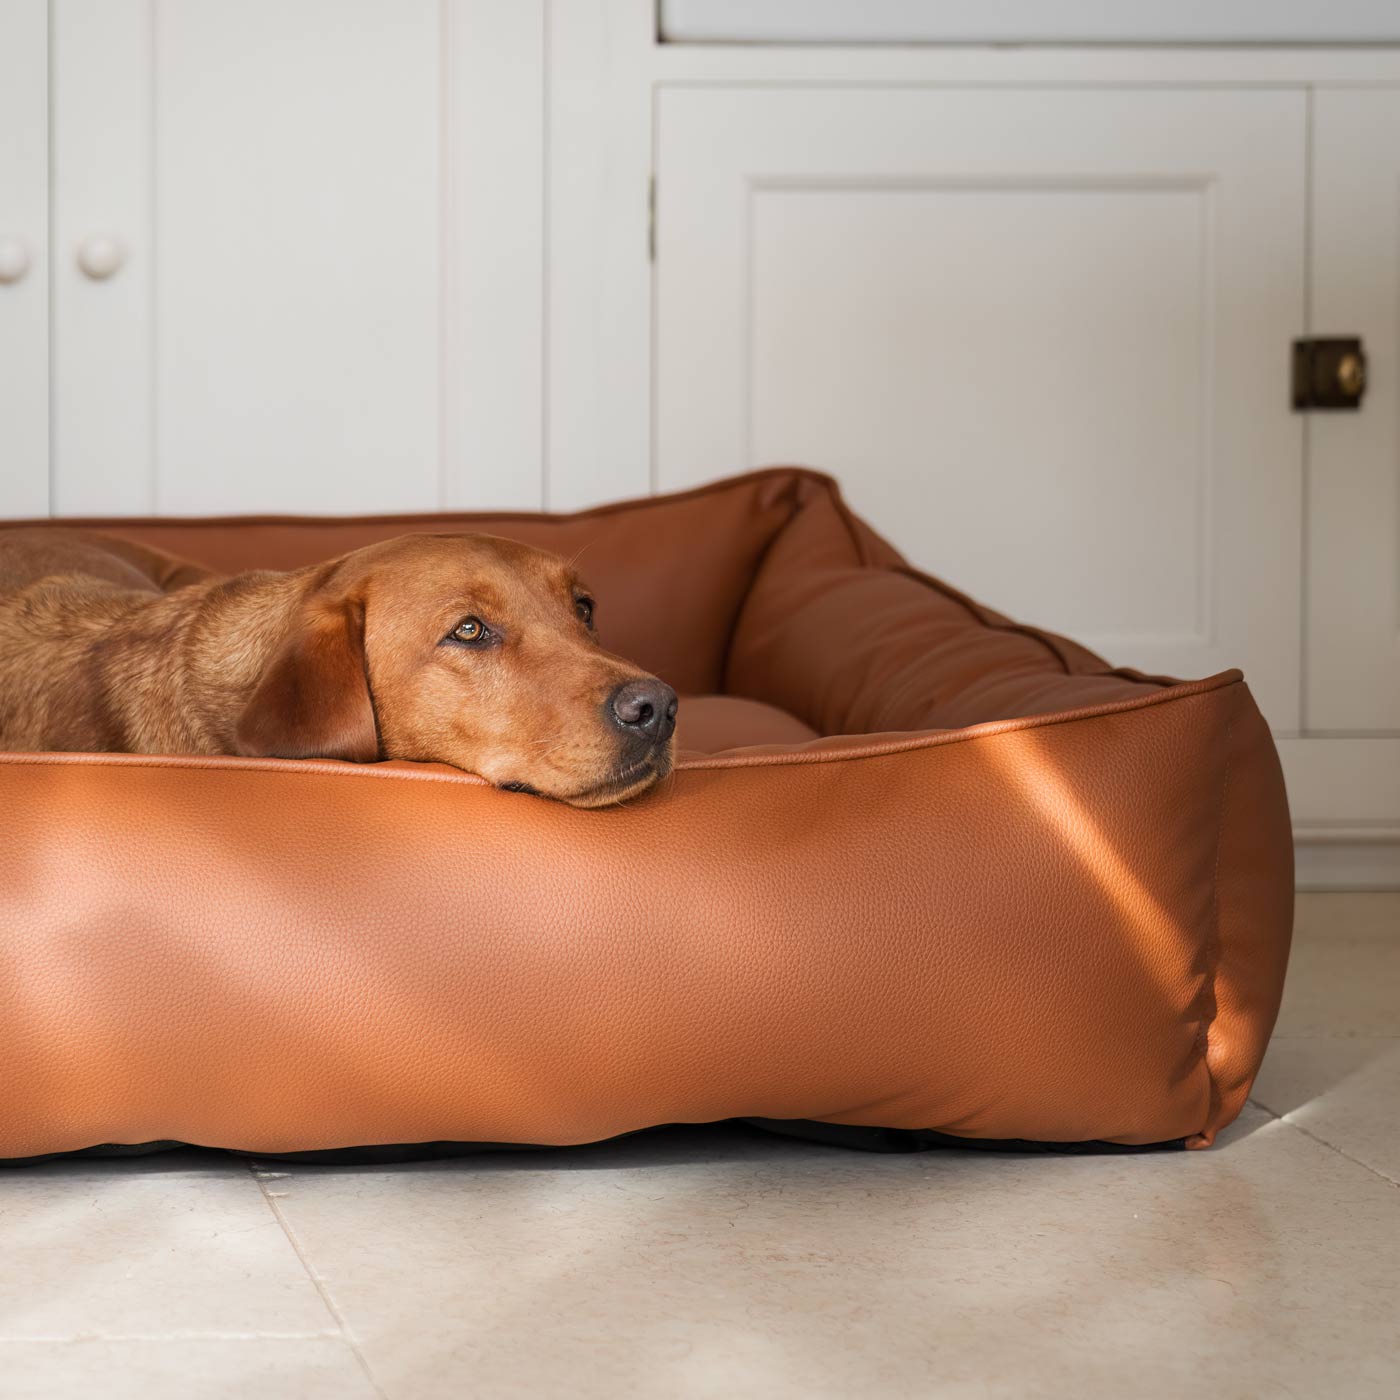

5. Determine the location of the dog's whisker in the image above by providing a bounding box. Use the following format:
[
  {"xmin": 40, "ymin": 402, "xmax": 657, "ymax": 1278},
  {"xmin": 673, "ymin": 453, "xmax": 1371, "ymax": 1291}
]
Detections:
[
  {"xmin": 528, "ymin": 736, "xmax": 575, "ymax": 758},
  {"xmin": 520, "ymin": 730, "xmax": 568, "ymax": 752}
]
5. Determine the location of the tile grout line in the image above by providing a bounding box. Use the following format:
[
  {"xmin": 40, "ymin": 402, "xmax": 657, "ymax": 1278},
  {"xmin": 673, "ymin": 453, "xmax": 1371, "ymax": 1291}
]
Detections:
[
  {"xmin": 248, "ymin": 1165, "xmax": 390, "ymax": 1400},
  {"xmin": 1247, "ymin": 1098, "xmax": 1400, "ymax": 1190},
  {"xmin": 1280, "ymin": 1117, "xmax": 1400, "ymax": 1190}
]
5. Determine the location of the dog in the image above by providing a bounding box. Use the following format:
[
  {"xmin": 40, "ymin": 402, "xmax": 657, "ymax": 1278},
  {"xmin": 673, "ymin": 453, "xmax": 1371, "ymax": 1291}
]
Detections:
[{"xmin": 0, "ymin": 528, "xmax": 677, "ymax": 807}]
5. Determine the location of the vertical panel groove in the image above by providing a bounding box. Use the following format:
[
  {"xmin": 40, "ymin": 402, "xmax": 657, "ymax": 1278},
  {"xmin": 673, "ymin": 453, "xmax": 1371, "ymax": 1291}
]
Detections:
[
  {"xmin": 437, "ymin": 0, "xmax": 450, "ymax": 510},
  {"xmin": 540, "ymin": 0, "xmax": 552, "ymax": 509},
  {"xmin": 1299, "ymin": 84, "xmax": 1314, "ymax": 733},
  {"xmin": 148, "ymin": 0, "xmax": 159, "ymax": 512},
  {"xmin": 647, "ymin": 81, "xmax": 659, "ymax": 496},
  {"xmin": 46, "ymin": 0, "xmax": 56, "ymax": 515},
  {"xmin": 1195, "ymin": 178, "xmax": 1219, "ymax": 648}
]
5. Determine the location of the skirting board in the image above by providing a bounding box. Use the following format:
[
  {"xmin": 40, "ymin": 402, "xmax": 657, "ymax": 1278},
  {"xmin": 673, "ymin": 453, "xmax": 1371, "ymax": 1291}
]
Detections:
[{"xmin": 1294, "ymin": 833, "xmax": 1400, "ymax": 891}]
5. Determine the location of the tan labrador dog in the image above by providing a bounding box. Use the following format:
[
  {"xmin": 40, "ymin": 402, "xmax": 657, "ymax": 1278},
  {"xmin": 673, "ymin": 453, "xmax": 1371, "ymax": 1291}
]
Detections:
[{"xmin": 0, "ymin": 528, "xmax": 677, "ymax": 806}]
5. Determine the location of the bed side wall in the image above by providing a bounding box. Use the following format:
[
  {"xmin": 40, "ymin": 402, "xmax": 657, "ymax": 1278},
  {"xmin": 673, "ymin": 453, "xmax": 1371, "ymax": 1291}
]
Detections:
[
  {"xmin": 1189, "ymin": 682, "xmax": 1295, "ymax": 1146},
  {"xmin": 727, "ymin": 477, "xmax": 1167, "ymax": 734},
  {"xmin": 2, "ymin": 472, "xmax": 808, "ymax": 697}
]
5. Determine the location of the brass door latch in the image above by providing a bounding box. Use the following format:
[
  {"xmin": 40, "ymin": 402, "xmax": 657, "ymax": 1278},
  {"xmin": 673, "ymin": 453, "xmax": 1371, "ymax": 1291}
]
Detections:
[{"xmin": 1292, "ymin": 337, "xmax": 1367, "ymax": 410}]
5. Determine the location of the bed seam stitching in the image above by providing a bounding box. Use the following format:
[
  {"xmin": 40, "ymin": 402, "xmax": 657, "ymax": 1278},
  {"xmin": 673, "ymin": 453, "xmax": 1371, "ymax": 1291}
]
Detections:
[
  {"xmin": 0, "ymin": 677, "xmax": 1244, "ymax": 785},
  {"xmin": 681, "ymin": 676, "xmax": 1238, "ymax": 768}
]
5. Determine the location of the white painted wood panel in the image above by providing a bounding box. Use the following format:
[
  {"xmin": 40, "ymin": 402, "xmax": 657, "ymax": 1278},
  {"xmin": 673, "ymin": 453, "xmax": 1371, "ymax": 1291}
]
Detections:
[
  {"xmin": 1279, "ymin": 736, "xmax": 1400, "ymax": 832},
  {"xmin": 0, "ymin": 0, "xmax": 49, "ymax": 517},
  {"xmin": 45, "ymin": 0, "xmax": 547, "ymax": 518},
  {"xmin": 1306, "ymin": 89, "xmax": 1400, "ymax": 734},
  {"xmin": 441, "ymin": 0, "xmax": 545, "ymax": 511},
  {"xmin": 750, "ymin": 184, "xmax": 1209, "ymax": 644},
  {"xmin": 51, "ymin": 0, "xmax": 154, "ymax": 515},
  {"xmin": 544, "ymin": 0, "xmax": 653, "ymax": 510},
  {"xmin": 655, "ymin": 86, "xmax": 1306, "ymax": 729},
  {"xmin": 153, "ymin": 0, "xmax": 442, "ymax": 515}
]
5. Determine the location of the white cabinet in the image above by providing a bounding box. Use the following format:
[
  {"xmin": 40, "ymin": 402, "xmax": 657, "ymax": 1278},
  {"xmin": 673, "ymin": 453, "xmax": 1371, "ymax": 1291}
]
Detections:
[
  {"xmin": 43, "ymin": 0, "xmax": 546, "ymax": 516},
  {"xmin": 0, "ymin": 0, "xmax": 49, "ymax": 517},
  {"xmin": 1306, "ymin": 89, "xmax": 1400, "ymax": 734},
  {"xmin": 655, "ymin": 87, "xmax": 1307, "ymax": 730},
  {"xmin": 7, "ymin": 0, "xmax": 1400, "ymax": 881}
]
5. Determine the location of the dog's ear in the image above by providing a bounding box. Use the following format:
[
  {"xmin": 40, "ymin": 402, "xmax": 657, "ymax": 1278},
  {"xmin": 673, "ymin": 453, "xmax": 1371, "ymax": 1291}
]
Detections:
[{"xmin": 234, "ymin": 595, "xmax": 380, "ymax": 762}]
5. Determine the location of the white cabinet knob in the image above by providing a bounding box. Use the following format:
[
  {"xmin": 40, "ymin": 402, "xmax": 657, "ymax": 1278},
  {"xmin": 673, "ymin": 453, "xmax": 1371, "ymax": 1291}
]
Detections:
[
  {"xmin": 77, "ymin": 235, "xmax": 126, "ymax": 280},
  {"xmin": 0, "ymin": 238, "xmax": 31, "ymax": 284}
]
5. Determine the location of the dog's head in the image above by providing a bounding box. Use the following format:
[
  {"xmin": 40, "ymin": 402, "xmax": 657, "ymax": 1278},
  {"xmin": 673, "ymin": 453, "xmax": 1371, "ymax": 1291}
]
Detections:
[{"xmin": 233, "ymin": 533, "xmax": 676, "ymax": 806}]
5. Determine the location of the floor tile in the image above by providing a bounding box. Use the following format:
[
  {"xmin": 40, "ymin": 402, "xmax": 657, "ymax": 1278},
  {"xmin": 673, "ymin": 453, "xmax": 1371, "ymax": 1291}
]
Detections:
[
  {"xmin": 0, "ymin": 1337, "xmax": 377, "ymax": 1400},
  {"xmin": 1272, "ymin": 922, "xmax": 1400, "ymax": 1037},
  {"xmin": 2, "ymin": 895, "xmax": 1393, "ymax": 1398},
  {"xmin": 269, "ymin": 1110, "xmax": 1400, "ymax": 1400},
  {"xmin": 1255, "ymin": 892, "xmax": 1400, "ymax": 1179},
  {"xmin": 1252, "ymin": 1037, "xmax": 1400, "ymax": 1185},
  {"xmin": 0, "ymin": 1151, "xmax": 334, "ymax": 1340}
]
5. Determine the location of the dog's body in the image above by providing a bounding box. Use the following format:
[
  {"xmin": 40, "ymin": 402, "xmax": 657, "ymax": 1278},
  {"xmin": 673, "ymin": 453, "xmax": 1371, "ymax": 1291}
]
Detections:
[
  {"xmin": 0, "ymin": 528, "xmax": 677, "ymax": 806},
  {"xmin": 0, "ymin": 529, "xmax": 308, "ymax": 759}
]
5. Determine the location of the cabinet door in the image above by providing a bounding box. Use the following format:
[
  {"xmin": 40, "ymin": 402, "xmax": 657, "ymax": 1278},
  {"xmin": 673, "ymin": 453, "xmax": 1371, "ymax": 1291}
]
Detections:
[
  {"xmin": 0, "ymin": 0, "xmax": 48, "ymax": 516},
  {"xmin": 49, "ymin": 0, "xmax": 545, "ymax": 516},
  {"xmin": 51, "ymin": 0, "xmax": 154, "ymax": 515},
  {"xmin": 655, "ymin": 88, "xmax": 1306, "ymax": 729},
  {"xmin": 1307, "ymin": 90, "xmax": 1400, "ymax": 733}
]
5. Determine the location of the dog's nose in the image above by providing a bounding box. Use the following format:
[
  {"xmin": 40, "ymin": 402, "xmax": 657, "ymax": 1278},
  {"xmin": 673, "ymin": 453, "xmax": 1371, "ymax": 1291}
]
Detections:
[{"xmin": 608, "ymin": 678, "xmax": 678, "ymax": 746}]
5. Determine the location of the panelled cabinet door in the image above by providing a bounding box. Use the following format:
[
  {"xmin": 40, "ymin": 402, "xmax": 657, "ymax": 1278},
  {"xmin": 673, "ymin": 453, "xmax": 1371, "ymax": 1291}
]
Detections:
[
  {"xmin": 655, "ymin": 88, "xmax": 1306, "ymax": 730},
  {"xmin": 51, "ymin": 0, "xmax": 154, "ymax": 516},
  {"xmin": 1307, "ymin": 89, "xmax": 1400, "ymax": 734},
  {"xmin": 51, "ymin": 0, "xmax": 443, "ymax": 515},
  {"xmin": 49, "ymin": 0, "xmax": 545, "ymax": 516},
  {"xmin": 0, "ymin": 0, "xmax": 48, "ymax": 516}
]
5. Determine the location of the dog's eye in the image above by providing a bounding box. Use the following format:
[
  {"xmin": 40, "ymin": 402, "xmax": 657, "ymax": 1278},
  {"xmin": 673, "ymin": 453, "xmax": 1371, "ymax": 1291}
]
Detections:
[
  {"xmin": 450, "ymin": 617, "xmax": 490, "ymax": 645},
  {"xmin": 575, "ymin": 596, "xmax": 595, "ymax": 629}
]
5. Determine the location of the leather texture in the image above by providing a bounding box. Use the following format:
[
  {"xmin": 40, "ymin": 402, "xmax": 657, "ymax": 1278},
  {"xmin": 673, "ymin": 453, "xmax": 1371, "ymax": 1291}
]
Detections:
[{"xmin": 0, "ymin": 469, "xmax": 1293, "ymax": 1158}]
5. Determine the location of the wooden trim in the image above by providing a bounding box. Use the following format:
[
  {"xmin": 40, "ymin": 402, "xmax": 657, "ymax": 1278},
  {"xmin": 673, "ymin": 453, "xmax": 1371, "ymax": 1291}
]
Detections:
[{"xmin": 1294, "ymin": 836, "xmax": 1400, "ymax": 890}]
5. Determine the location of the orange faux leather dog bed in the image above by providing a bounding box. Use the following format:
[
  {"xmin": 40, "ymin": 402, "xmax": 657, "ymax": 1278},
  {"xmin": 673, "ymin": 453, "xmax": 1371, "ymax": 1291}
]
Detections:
[{"xmin": 0, "ymin": 469, "xmax": 1292, "ymax": 1162}]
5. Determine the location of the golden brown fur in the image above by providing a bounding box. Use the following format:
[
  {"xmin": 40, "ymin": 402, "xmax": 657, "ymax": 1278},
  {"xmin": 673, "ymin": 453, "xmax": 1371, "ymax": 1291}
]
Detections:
[{"xmin": 0, "ymin": 528, "xmax": 676, "ymax": 806}]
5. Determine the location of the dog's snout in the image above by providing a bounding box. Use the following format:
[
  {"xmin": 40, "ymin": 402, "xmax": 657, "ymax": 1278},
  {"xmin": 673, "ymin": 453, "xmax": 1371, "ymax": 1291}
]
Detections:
[{"xmin": 608, "ymin": 678, "xmax": 678, "ymax": 745}]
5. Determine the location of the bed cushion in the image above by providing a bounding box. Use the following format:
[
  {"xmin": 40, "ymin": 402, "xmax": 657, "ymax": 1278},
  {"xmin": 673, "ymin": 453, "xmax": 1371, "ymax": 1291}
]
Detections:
[
  {"xmin": 677, "ymin": 696, "xmax": 820, "ymax": 753},
  {"xmin": 0, "ymin": 468, "xmax": 1293, "ymax": 1161}
]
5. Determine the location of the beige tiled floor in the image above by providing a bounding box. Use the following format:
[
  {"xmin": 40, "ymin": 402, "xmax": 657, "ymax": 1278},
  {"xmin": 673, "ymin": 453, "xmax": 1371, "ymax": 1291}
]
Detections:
[{"xmin": 2, "ymin": 893, "xmax": 1396, "ymax": 1399}]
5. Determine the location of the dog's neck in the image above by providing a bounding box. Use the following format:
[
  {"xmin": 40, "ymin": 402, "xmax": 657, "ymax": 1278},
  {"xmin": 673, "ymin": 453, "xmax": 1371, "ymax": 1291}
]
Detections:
[{"xmin": 107, "ymin": 567, "xmax": 318, "ymax": 755}]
